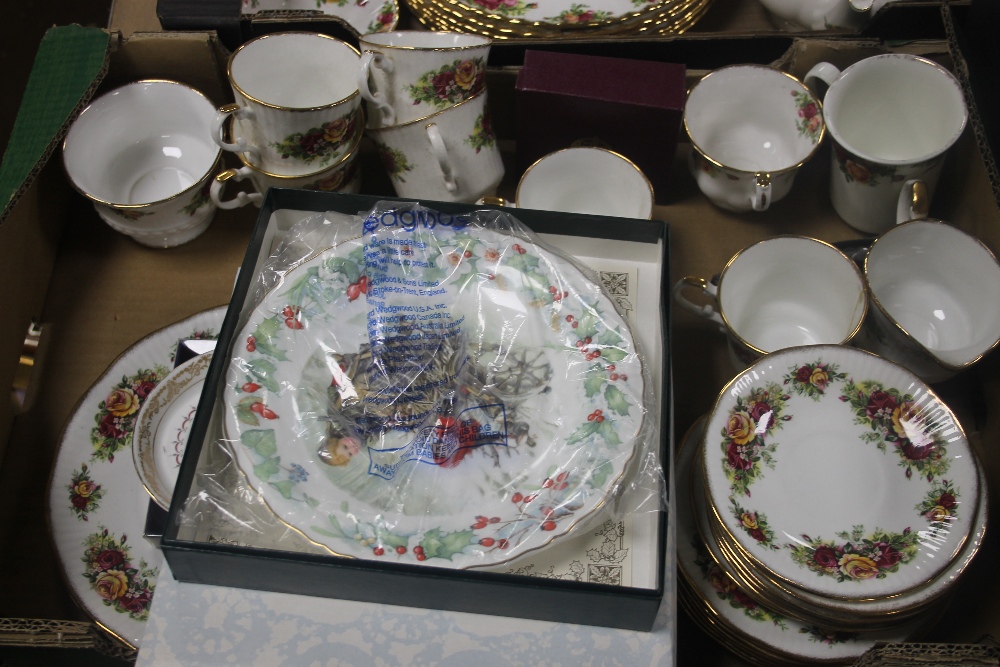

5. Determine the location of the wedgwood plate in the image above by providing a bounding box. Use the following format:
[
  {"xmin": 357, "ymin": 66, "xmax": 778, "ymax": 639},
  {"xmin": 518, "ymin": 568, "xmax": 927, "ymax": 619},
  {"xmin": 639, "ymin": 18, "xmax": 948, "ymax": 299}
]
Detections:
[
  {"xmin": 134, "ymin": 351, "xmax": 214, "ymax": 510},
  {"xmin": 676, "ymin": 419, "xmax": 932, "ymax": 664},
  {"xmin": 702, "ymin": 344, "xmax": 978, "ymax": 600},
  {"xmin": 48, "ymin": 307, "xmax": 225, "ymax": 649},
  {"xmin": 223, "ymin": 223, "xmax": 645, "ymax": 568},
  {"xmin": 242, "ymin": 0, "xmax": 399, "ymax": 36}
]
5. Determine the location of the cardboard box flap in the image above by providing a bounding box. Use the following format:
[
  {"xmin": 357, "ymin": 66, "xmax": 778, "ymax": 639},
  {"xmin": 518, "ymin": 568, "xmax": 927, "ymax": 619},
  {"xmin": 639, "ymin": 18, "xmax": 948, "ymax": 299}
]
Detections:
[{"xmin": 0, "ymin": 25, "xmax": 110, "ymax": 224}]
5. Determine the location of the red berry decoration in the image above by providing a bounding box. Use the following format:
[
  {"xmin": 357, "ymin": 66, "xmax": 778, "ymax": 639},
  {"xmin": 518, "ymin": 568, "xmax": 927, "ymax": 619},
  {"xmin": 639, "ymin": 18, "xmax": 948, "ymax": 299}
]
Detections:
[
  {"xmin": 373, "ymin": 547, "xmax": 384, "ymax": 556},
  {"xmin": 489, "ymin": 516, "xmax": 500, "ymax": 524},
  {"xmin": 572, "ymin": 322, "xmax": 579, "ymax": 328},
  {"xmin": 565, "ymin": 315, "xmax": 573, "ymax": 322},
  {"xmin": 541, "ymin": 520, "xmax": 557, "ymax": 531},
  {"xmin": 242, "ymin": 382, "xmax": 261, "ymax": 393},
  {"xmin": 479, "ymin": 538, "xmax": 495, "ymax": 547},
  {"xmin": 285, "ymin": 317, "xmax": 303, "ymax": 329},
  {"xmin": 261, "ymin": 408, "xmax": 278, "ymax": 420},
  {"xmin": 549, "ymin": 286, "xmax": 557, "ymax": 294},
  {"xmin": 608, "ymin": 364, "xmax": 616, "ymax": 372},
  {"xmin": 610, "ymin": 373, "xmax": 619, "ymax": 381},
  {"xmin": 246, "ymin": 336, "xmax": 256, "ymax": 352},
  {"xmin": 463, "ymin": 250, "xmax": 472, "ymax": 258},
  {"xmin": 556, "ymin": 472, "xmax": 568, "ymax": 482},
  {"xmin": 282, "ymin": 306, "xmax": 295, "ymax": 317},
  {"xmin": 511, "ymin": 493, "xmax": 523, "ymax": 503},
  {"xmin": 488, "ymin": 274, "xmax": 495, "ymax": 280},
  {"xmin": 249, "ymin": 401, "xmax": 265, "ymax": 414},
  {"xmin": 596, "ymin": 415, "xmax": 604, "ymax": 423},
  {"xmin": 396, "ymin": 545, "xmax": 407, "ymax": 555},
  {"xmin": 543, "ymin": 478, "xmax": 554, "ymax": 488},
  {"xmin": 621, "ymin": 374, "xmax": 628, "ymax": 381},
  {"xmin": 497, "ymin": 539, "xmax": 509, "ymax": 549},
  {"xmin": 416, "ymin": 553, "xmax": 426, "ymax": 561}
]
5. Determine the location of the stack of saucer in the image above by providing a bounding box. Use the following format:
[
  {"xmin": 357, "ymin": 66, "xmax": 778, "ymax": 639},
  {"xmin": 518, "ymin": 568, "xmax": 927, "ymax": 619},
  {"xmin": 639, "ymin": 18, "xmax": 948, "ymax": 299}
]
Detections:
[
  {"xmin": 677, "ymin": 344, "xmax": 987, "ymax": 665},
  {"xmin": 209, "ymin": 32, "xmax": 365, "ymax": 211}
]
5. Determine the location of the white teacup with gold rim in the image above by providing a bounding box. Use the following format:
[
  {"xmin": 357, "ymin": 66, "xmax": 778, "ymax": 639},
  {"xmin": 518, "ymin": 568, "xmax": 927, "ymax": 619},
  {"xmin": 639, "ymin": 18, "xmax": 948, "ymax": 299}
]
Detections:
[
  {"xmin": 211, "ymin": 32, "xmax": 364, "ymax": 176},
  {"xmin": 358, "ymin": 30, "xmax": 491, "ymax": 128},
  {"xmin": 62, "ymin": 79, "xmax": 222, "ymax": 248},
  {"xmin": 685, "ymin": 64, "xmax": 825, "ymax": 212},
  {"xmin": 211, "ymin": 139, "xmax": 362, "ymax": 209}
]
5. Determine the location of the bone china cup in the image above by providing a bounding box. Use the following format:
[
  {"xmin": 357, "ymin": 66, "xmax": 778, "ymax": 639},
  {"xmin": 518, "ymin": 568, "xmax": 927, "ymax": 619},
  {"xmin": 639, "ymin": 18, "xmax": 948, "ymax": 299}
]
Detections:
[
  {"xmin": 673, "ymin": 236, "xmax": 868, "ymax": 370},
  {"xmin": 358, "ymin": 30, "xmax": 491, "ymax": 128},
  {"xmin": 212, "ymin": 32, "xmax": 363, "ymax": 176},
  {"xmin": 62, "ymin": 79, "xmax": 221, "ymax": 248},
  {"xmin": 515, "ymin": 147, "xmax": 654, "ymax": 219},
  {"xmin": 805, "ymin": 54, "xmax": 968, "ymax": 235},
  {"xmin": 684, "ymin": 65, "xmax": 825, "ymax": 212},
  {"xmin": 858, "ymin": 219, "xmax": 1000, "ymax": 383},
  {"xmin": 367, "ymin": 89, "xmax": 503, "ymax": 203}
]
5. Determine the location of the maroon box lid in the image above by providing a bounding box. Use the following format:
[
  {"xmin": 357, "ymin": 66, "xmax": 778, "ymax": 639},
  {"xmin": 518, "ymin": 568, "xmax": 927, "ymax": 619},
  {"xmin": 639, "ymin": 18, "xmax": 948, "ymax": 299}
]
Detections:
[{"xmin": 515, "ymin": 50, "xmax": 686, "ymax": 205}]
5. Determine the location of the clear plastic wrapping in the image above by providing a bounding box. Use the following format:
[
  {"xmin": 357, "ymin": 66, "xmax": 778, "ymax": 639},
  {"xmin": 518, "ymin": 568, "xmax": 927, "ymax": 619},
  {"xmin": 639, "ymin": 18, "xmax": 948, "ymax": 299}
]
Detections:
[{"xmin": 182, "ymin": 201, "xmax": 664, "ymax": 569}]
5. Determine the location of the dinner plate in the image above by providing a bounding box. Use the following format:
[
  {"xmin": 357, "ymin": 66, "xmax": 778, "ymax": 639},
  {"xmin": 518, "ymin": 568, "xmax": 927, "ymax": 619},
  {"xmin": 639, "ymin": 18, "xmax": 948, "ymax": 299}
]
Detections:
[
  {"xmin": 134, "ymin": 351, "xmax": 214, "ymax": 510},
  {"xmin": 223, "ymin": 223, "xmax": 646, "ymax": 568},
  {"xmin": 48, "ymin": 307, "xmax": 226, "ymax": 649},
  {"xmin": 702, "ymin": 345, "xmax": 978, "ymax": 600},
  {"xmin": 242, "ymin": 0, "xmax": 399, "ymax": 37}
]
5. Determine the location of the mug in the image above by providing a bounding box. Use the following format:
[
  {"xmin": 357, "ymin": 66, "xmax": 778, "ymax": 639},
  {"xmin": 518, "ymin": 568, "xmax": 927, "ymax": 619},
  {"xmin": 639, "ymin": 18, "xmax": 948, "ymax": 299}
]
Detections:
[
  {"xmin": 684, "ymin": 64, "xmax": 825, "ymax": 212},
  {"xmin": 212, "ymin": 32, "xmax": 363, "ymax": 176},
  {"xmin": 367, "ymin": 89, "xmax": 503, "ymax": 203},
  {"xmin": 514, "ymin": 147, "xmax": 654, "ymax": 219},
  {"xmin": 673, "ymin": 236, "xmax": 868, "ymax": 369},
  {"xmin": 805, "ymin": 54, "xmax": 968, "ymax": 234},
  {"xmin": 358, "ymin": 30, "xmax": 491, "ymax": 128},
  {"xmin": 62, "ymin": 80, "xmax": 221, "ymax": 248},
  {"xmin": 857, "ymin": 219, "xmax": 1000, "ymax": 383},
  {"xmin": 757, "ymin": 0, "xmax": 890, "ymax": 31},
  {"xmin": 211, "ymin": 140, "xmax": 362, "ymax": 210}
]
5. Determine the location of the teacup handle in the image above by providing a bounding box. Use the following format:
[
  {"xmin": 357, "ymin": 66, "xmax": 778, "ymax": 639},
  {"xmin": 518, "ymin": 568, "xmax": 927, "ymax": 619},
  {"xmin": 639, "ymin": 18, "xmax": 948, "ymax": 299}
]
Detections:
[
  {"xmin": 751, "ymin": 173, "xmax": 772, "ymax": 212},
  {"xmin": 427, "ymin": 122, "xmax": 458, "ymax": 193},
  {"xmin": 212, "ymin": 103, "xmax": 257, "ymax": 154},
  {"xmin": 210, "ymin": 167, "xmax": 262, "ymax": 210},
  {"xmin": 896, "ymin": 179, "xmax": 930, "ymax": 224},
  {"xmin": 804, "ymin": 62, "xmax": 842, "ymax": 98},
  {"xmin": 672, "ymin": 276, "xmax": 726, "ymax": 332},
  {"xmin": 359, "ymin": 51, "xmax": 396, "ymax": 126}
]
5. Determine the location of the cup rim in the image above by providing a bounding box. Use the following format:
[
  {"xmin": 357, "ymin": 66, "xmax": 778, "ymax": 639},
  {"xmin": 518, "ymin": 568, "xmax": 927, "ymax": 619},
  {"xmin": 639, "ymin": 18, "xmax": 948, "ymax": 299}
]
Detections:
[
  {"xmin": 821, "ymin": 54, "xmax": 968, "ymax": 167},
  {"xmin": 684, "ymin": 64, "xmax": 826, "ymax": 177},
  {"xmin": 864, "ymin": 217, "xmax": 1000, "ymax": 371},
  {"xmin": 62, "ymin": 79, "xmax": 223, "ymax": 209},
  {"xmin": 717, "ymin": 235, "xmax": 868, "ymax": 357},
  {"xmin": 514, "ymin": 146, "xmax": 655, "ymax": 220},
  {"xmin": 365, "ymin": 87, "xmax": 486, "ymax": 133},
  {"xmin": 228, "ymin": 32, "xmax": 361, "ymax": 112},
  {"xmin": 359, "ymin": 30, "xmax": 491, "ymax": 51}
]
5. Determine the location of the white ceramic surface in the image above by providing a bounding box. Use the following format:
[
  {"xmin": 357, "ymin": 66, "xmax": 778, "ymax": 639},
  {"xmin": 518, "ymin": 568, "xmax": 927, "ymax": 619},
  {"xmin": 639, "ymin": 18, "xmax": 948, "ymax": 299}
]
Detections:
[
  {"xmin": 359, "ymin": 31, "xmax": 491, "ymax": 128},
  {"xmin": 684, "ymin": 65, "xmax": 824, "ymax": 212},
  {"xmin": 702, "ymin": 344, "xmax": 977, "ymax": 600},
  {"xmin": 223, "ymin": 224, "xmax": 645, "ymax": 568},
  {"xmin": 134, "ymin": 352, "xmax": 214, "ymax": 510},
  {"xmin": 211, "ymin": 137, "xmax": 362, "ymax": 209},
  {"xmin": 367, "ymin": 89, "xmax": 503, "ymax": 203},
  {"xmin": 242, "ymin": 0, "xmax": 399, "ymax": 36},
  {"xmin": 516, "ymin": 147, "xmax": 655, "ymax": 219},
  {"xmin": 678, "ymin": 418, "xmax": 934, "ymax": 663},
  {"xmin": 805, "ymin": 54, "xmax": 967, "ymax": 234},
  {"xmin": 859, "ymin": 219, "xmax": 1000, "ymax": 382},
  {"xmin": 756, "ymin": 0, "xmax": 891, "ymax": 31},
  {"xmin": 62, "ymin": 80, "xmax": 221, "ymax": 247},
  {"xmin": 213, "ymin": 32, "xmax": 363, "ymax": 176},
  {"xmin": 673, "ymin": 236, "xmax": 867, "ymax": 369},
  {"xmin": 48, "ymin": 307, "xmax": 226, "ymax": 649}
]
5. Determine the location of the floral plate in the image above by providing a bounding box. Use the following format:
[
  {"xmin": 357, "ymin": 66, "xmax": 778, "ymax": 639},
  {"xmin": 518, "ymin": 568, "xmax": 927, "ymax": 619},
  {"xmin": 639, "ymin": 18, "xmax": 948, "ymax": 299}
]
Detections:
[
  {"xmin": 223, "ymin": 223, "xmax": 646, "ymax": 568},
  {"xmin": 48, "ymin": 308, "xmax": 225, "ymax": 649},
  {"xmin": 434, "ymin": 0, "xmax": 702, "ymax": 32},
  {"xmin": 677, "ymin": 419, "xmax": 933, "ymax": 664},
  {"xmin": 702, "ymin": 344, "xmax": 978, "ymax": 600},
  {"xmin": 134, "ymin": 351, "xmax": 214, "ymax": 510},
  {"xmin": 242, "ymin": 0, "xmax": 399, "ymax": 37}
]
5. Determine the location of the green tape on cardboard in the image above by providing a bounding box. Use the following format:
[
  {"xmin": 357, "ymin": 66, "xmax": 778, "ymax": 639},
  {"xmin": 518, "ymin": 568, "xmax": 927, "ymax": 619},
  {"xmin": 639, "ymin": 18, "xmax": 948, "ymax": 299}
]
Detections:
[{"xmin": 0, "ymin": 25, "xmax": 110, "ymax": 216}]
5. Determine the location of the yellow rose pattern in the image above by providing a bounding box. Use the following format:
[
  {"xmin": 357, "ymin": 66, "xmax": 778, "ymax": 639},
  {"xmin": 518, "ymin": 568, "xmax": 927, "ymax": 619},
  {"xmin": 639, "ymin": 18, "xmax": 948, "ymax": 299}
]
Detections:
[
  {"xmin": 787, "ymin": 525, "xmax": 920, "ymax": 583},
  {"xmin": 783, "ymin": 360, "xmax": 846, "ymax": 401},
  {"xmin": 270, "ymin": 115, "xmax": 360, "ymax": 166},
  {"xmin": 90, "ymin": 366, "xmax": 168, "ymax": 462},
  {"xmin": 68, "ymin": 463, "xmax": 104, "ymax": 520},
  {"xmin": 82, "ymin": 527, "xmax": 157, "ymax": 621},
  {"xmin": 719, "ymin": 382, "xmax": 790, "ymax": 498},
  {"xmin": 406, "ymin": 58, "xmax": 487, "ymax": 111}
]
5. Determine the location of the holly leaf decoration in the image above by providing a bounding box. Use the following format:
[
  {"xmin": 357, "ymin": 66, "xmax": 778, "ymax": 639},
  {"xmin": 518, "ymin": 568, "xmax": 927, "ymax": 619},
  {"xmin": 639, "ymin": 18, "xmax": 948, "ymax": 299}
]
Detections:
[
  {"xmin": 236, "ymin": 396, "xmax": 261, "ymax": 426},
  {"xmin": 420, "ymin": 527, "xmax": 474, "ymax": 560},
  {"xmin": 605, "ymin": 384, "xmax": 631, "ymax": 416},
  {"xmin": 574, "ymin": 311, "xmax": 600, "ymax": 340},
  {"xmin": 250, "ymin": 316, "xmax": 288, "ymax": 361},
  {"xmin": 324, "ymin": 257, "xmax": 362, "ymax": 285},
  {"xmin": 583, "ymin": 370, "xmax": 606, "ymax": 398},
  {"xmin": 241, "ymin": 429, "xmax": 277, "ymax": 457},
  {"xmin": 566, "ymin": 420, "xmax": 600, "ymax": 445},
  {"xmin": 244, "ymin": 358, "xmax": 281, "ymax": 393},
  {"xmin": 597, "ymin": 419, "xmax": 621, "ymax": 447},
  {"xmin": 506, "ymin": 251, "xmax": 541, "ymax": 274},
  {"xmin": 590, "ymin": 459, "xmax": 614, "ymax": 487}
]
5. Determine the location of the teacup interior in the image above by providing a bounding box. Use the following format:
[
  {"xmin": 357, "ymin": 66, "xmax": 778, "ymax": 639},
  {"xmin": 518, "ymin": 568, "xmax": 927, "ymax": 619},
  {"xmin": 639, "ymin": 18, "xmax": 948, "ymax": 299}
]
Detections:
[
  {"xmin": 232, "ymin": 33, "xmax": 359, "ymax": 108},
  {"xmin": 63, "ymin": 81, "xmax": 219, "ymax": 205},
  {"xmin": 866, "ymin": 221, "xmax": 1000, "ymax": 365},
  {"xmin": 685, "ymin": 66, "xmax": 822, "ymax": 172},
  {"xmin": 719, "ymin": 237, "xmax": 866, "ymax": 353},
  {"xmin": 516, "ymin": 148, "xmax": 653, "ymax": 219},
  {"xmin": 824, "ymin": 55, "xmax": 967, "ymax": 163}
]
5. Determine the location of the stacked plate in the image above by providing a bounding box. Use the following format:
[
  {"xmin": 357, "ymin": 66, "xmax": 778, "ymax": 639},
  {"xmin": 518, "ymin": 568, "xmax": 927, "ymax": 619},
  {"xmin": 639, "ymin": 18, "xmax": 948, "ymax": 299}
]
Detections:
[
  {"xmin": 404, "ymin": 0, "xmax": 716, "ymax": 39},
  {"xmin": 678, "ymin": 344, "xmax": 988, "ymax": 665}
]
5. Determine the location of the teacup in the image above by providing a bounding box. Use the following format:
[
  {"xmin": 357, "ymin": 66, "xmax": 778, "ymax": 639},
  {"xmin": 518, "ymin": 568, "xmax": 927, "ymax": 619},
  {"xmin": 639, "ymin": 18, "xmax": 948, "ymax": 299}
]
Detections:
[
  {"xmin": 684, "ymin": 64, "xmax": 824, "ymax": 212},
  {"xmin": 358, "ymin": 30, "xmax": 491, "ymax": 128},
  {"xmin": 211, "ymin": 140, "xmax": 362, "ymax": 210},
  {"xmin": 514, "ymin": 147, "xmax": 654, "ymax": 219},
  {"xmin": 757, "ymin": 0, "xmax": 890, "ymax": 31},
  {"xmin": 857, "ymin": 219, "xmax": 1000, "ymax": 383},
  {"xmin": 367, "ymin": 89, "xmax": 503, "ymax": 203},
  {"xmin": 62, "ymin": 80, "xmax": 221, "ymax": 248},
  {"xmin": 673, "ymin": 236, "xmax": 868, "ymax": 369},
  {"xmin": 805, "ymin": 54, "xmax": 968, "ymax": 234},
  {"xmin": 211, "ymin": 32, "xmax": 363, "ymax": 176}
]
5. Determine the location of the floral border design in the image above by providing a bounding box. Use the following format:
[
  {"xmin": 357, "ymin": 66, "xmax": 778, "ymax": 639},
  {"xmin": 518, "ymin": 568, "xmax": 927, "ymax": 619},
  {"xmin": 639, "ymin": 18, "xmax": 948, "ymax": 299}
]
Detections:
[
  {"xmin": 787, "ymin": 525, "xmax": 919, "ymax": 583},
  {"xmin": 406, "ymin": 58, "xmax": 486, "ymax": 110},
  {"xmin": 465, "ymin": 111, "xmax": 496, "ymax": 154},
  {"xmin": 719, "ymin": 382, "xmax": 790, "ymax": 497},
  {"xmin": 375, "ymin": 142, "xmax": 414, "ymax": 182},
  {"xmin": 180, "ymin": 181, "xmax": 211, "ymax": 216},
  {"xmin": 731, "ymin": 500, "xmax": 779, "ymax": 550},
  {"xmin": 108, "ymin": 208, "xmax": 151, "ymax": 221},
  {"xmin": 833, "ymin": 141, "xmax": 903, "ymax": 188},
  {"xmin": 367, "ymin": 2, "xmax": 397, "ymax": 33},
  {"xmin": 89, "ymin": 366, "xmax": 168, "ymax": 463},
  {"xmin": 543, "ymin": 3, "xmax": 613, "ymax": 22},
  {"xmin": 692, "ymin": 540, "xmax": 787, "ymax": 627},
  {"xmin": 916, "ymin": 479, "xmax": 960, "ymax": 524},
  {"xmin": 270, "ymin": 115, "xmax": 359, "ymax": 165},
  {"xmin": 81, "ymin": 527, "xmax": 157, "ymax": 621},
  {"xmin": 792, "ymin": 90, "xmax": 823, "ymax": 143},
  {"xmin": 784, "ymin": 360, "xmax": 846, "ymax": 401},
  {"xmin": 799, "ymin": 626, "xmax": 860, "ymax": 645},
  {"xmin": 468, "ymin": 0, "xmax": 538, "ymax": 15},
  {"xmin": 68, "ymin": 463, "xmax": 104, "ymax": 520}
]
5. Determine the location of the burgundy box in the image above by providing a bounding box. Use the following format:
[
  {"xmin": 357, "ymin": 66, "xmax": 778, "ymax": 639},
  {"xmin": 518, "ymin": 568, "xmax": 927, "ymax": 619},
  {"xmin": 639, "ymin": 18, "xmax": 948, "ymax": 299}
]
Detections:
[{"xmin": 515, "ymin": 50, "xmax": 686, "ymax": 204}]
